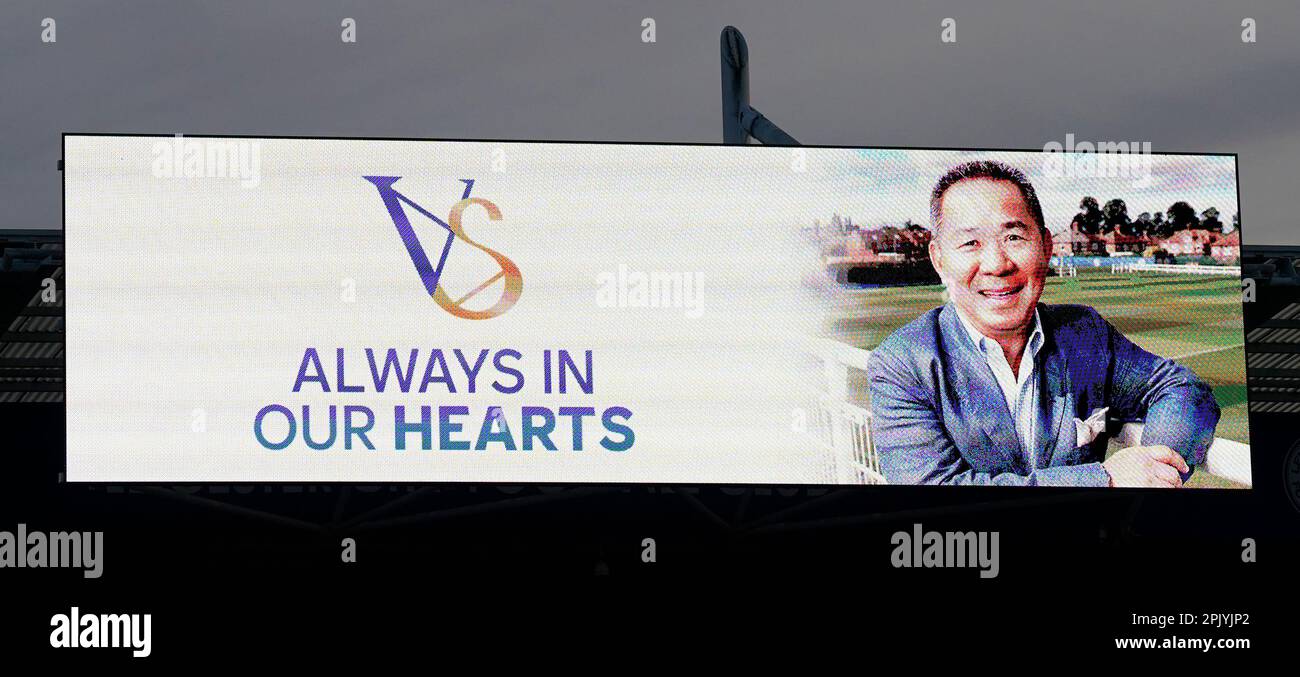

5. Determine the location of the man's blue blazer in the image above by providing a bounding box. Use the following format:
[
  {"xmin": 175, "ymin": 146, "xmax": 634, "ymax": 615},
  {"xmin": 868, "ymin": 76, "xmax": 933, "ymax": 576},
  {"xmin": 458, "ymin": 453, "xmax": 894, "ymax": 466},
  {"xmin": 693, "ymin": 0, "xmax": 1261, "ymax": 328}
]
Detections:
[{"xmin": 866, "ymin": 302, "xmax": 1220, "ymax": 486}]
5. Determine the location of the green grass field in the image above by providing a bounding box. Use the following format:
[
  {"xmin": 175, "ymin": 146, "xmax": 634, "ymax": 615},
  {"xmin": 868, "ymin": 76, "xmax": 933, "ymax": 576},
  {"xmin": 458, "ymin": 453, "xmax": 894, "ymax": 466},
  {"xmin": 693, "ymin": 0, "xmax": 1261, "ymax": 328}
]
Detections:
[{"xmin": 826, "ymin": 267, "xmax": 1248, "ymax": 488}]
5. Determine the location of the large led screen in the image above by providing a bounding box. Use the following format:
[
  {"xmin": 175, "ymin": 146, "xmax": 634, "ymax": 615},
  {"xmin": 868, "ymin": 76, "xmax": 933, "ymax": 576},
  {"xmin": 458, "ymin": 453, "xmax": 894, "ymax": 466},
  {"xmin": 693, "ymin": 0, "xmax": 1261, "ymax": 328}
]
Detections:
[{"xmin": 64, "ymin": 135, "xmax": 1250, "ymax": 487}]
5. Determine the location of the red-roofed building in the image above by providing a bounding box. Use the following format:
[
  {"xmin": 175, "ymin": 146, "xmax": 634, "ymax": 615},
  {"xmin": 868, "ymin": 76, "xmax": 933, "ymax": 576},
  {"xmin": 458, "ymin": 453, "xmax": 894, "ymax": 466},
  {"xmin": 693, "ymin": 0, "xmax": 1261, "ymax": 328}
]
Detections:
[{"xmin": 1162, "ymin": 229, "xmax": 1241, "ymax": 263}]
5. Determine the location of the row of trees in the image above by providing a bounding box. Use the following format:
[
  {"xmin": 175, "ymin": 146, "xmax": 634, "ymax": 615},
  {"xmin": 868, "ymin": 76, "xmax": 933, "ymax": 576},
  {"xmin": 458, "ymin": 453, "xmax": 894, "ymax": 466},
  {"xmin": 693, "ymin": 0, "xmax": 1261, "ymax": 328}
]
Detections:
[{"xmin": 1071, "ymin": 197, "xmax": 1238, "ymax": 238}]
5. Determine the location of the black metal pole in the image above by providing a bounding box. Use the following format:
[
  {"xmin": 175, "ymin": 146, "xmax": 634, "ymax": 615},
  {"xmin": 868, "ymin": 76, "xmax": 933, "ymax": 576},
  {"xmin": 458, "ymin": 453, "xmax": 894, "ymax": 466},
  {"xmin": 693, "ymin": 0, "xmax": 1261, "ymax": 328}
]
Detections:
[
  {"xmin": 742, "ymin": 105, "xmax": 799, "ymax": 146},
  {"xmin": 721, "ymin": 26, "xmax": 799, "ymax": 146},
  {"xmin": 720, "ymin": 26, "xmax": 750, "ymax": 144}
]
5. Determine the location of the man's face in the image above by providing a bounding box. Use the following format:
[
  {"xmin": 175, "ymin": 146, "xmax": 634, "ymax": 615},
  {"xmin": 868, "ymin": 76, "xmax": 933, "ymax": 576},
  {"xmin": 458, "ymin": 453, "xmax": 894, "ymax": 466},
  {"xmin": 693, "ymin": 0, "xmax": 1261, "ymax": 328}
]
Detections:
[{"xmin": 929, "ymin": 178, "xmax": 1052, "ymax": 340}]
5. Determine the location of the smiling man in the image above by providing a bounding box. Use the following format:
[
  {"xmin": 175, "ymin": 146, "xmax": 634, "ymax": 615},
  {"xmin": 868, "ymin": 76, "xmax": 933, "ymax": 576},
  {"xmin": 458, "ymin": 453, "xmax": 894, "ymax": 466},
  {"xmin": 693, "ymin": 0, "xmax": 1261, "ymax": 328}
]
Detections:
[{"xmin": 866, "ymin": 160, "xmax": 1219, "ymax": 487}]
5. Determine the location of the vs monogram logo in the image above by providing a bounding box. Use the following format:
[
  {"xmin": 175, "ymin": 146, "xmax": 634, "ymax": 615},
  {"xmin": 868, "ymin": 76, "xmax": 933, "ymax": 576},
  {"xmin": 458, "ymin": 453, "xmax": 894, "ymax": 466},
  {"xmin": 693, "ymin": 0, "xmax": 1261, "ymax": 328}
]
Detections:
[{"xmin": 364, "ymin": 176, "xmax": 522, "ymax": 319}]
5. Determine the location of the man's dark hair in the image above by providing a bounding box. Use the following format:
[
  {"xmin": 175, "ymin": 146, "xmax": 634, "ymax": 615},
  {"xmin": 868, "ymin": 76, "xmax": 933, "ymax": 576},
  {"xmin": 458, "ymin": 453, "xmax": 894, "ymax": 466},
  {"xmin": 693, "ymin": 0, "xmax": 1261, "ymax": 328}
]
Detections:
[{"xmin": 929, "ymin": 160, "xmax": 1046, "ymax": 234}]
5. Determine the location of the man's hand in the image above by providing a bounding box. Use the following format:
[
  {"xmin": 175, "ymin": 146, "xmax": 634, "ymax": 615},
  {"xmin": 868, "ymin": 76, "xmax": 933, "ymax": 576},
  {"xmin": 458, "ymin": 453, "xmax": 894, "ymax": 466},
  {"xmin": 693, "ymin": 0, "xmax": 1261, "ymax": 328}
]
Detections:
[{"xmin": 1102, "ymin": 445, "xmax": 1191, "ymax": 488}]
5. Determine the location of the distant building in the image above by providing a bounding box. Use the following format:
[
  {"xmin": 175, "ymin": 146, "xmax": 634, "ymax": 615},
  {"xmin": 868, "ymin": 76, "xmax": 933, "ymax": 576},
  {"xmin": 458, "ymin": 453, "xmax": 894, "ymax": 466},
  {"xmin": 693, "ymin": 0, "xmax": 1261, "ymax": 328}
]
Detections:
[
  {"xmin": 1061, "ymin": 216, "xmax": 1240, "ymax": 264},
  {"xmin": 1162, "ymin": 229, "xmax": 1241, "ymax": 264},
  {"xmin": 804, "ymin": 218, "xmax": 938, "ymax": 285}
]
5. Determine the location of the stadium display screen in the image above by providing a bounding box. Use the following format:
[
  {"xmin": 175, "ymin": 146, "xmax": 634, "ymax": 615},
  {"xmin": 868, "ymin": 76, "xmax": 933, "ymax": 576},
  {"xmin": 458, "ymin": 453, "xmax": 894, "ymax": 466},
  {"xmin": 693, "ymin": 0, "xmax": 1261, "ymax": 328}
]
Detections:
[{"xmin": 63, "ymin": 135, "xmax": 1249, "ymax": 487}]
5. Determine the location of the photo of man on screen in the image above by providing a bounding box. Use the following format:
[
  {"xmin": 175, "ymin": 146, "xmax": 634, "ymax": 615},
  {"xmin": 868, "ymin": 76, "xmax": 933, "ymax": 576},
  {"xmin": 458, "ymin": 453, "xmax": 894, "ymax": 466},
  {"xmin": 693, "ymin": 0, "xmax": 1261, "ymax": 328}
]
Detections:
[{"xmin": 867, "ymin": 160, "xmax": 1220, "ymax": 487}]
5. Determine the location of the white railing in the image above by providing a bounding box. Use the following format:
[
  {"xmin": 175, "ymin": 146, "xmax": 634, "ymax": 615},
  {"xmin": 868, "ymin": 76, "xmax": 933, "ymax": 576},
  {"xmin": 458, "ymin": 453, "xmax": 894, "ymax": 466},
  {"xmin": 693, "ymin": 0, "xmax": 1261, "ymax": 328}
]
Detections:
[
  {"xmin": 806, "ymin": 338, "xmax": 1252, "ymax": 487},
  {"xmin": 1114, "ymin": 423, "xmax": 1252, "ymax": 488},
  {"xmin": 1111, "ymin": 261, "xmax": 1242, "ymax": 276},
  {"xmin": 804, "ymin": 337, "xmax": 886, "ymax": 484}
]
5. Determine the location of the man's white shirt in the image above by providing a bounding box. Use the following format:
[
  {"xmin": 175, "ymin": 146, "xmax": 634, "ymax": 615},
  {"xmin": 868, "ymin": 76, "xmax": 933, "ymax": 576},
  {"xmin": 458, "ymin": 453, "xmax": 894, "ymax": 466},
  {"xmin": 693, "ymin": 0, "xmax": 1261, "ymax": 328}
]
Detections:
[{"xmin": 953, "ymin": 307, "xmax": 1045, "ymax": 468}]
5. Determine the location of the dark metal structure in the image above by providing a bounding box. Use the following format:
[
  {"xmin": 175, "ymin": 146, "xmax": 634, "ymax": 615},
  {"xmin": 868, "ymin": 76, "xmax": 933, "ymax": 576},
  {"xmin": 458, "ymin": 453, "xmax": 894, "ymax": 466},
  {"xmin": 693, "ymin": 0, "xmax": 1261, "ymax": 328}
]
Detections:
[{"xmin": 720, "ymin": 26, "xmax": 798, "ymax": 146}]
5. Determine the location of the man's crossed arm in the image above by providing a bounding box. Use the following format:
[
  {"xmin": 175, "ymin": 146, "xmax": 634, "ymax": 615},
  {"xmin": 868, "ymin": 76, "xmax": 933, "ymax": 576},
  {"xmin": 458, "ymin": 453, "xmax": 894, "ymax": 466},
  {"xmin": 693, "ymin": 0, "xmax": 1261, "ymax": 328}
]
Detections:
[{"xmin": 866, "ymin": 313, "xmax": 1219, "ymax": 487}]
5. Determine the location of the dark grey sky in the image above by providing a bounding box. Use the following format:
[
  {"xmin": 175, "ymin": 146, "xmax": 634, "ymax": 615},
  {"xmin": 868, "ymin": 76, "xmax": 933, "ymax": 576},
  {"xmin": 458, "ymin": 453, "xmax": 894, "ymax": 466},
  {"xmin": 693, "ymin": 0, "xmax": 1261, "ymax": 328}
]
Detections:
[{"xmin": 3, "ymin": 1, "xmax": 1298, "ymax": 243}]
